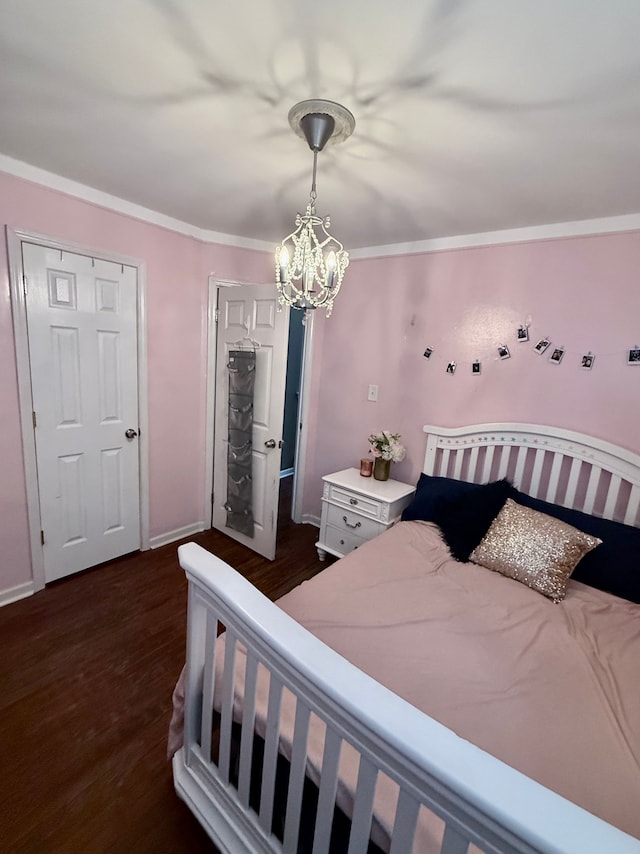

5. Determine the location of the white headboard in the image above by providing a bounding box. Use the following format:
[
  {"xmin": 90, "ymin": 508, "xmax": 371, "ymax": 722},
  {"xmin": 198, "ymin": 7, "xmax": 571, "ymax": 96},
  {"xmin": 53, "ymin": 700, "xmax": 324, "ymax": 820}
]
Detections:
[{"xmin": 423, "ymin": 423, "xmax": 640, "ymax": 528}]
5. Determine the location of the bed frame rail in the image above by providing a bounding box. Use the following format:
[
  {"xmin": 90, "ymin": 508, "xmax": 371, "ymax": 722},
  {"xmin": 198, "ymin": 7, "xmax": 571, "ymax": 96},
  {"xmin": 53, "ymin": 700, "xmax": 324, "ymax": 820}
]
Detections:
[
  {"xmin": 173, "ymin": 542, "xmax": 639, "ymax": 854},
  {"xmin": 423, "ymin": 423, "xmax": 640, "ymax": 525}
]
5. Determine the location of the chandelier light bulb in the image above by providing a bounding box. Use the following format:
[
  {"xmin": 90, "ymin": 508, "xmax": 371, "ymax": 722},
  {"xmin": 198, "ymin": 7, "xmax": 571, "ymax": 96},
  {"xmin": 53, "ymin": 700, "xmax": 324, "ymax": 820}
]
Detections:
[
  {"xmin": 278, "ymin": 245, "xmax": 290, "ymax": 288},
  {"xmin": 326, "ymin": 250, "xmax": 336, "ymax": 289}
]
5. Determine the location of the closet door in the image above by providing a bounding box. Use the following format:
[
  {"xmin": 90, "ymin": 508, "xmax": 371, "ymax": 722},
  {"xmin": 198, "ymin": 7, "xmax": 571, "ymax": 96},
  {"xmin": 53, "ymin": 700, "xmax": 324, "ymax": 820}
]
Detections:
[{"xmin": 23, "ymin": 243, "xmax": 141, "ymax": 582}]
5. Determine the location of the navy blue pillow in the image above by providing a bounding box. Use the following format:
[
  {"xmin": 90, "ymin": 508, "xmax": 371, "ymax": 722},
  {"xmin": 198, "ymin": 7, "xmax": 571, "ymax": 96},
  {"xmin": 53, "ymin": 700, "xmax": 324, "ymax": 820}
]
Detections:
[
  {"xmin": 401, "ymin": 474, "xmax": 484, "ymax": 523},
  {"xmin": 401, "ymin": 475, "xmax": 515, "ymax": 562},
  {"xmin": 514, "ymin": 491, "xmax": 640, "ymax": 604},
  {"xmin": 434, "ymin": 479, "xmax": 516, "ymax": 562}
]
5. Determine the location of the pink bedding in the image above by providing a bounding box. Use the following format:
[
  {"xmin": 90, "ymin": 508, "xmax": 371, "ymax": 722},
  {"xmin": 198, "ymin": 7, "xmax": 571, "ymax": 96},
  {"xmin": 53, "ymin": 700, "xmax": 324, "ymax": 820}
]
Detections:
[{"xmin": 171, "ymin": 520, "xmax": 640, "ymax": 847}]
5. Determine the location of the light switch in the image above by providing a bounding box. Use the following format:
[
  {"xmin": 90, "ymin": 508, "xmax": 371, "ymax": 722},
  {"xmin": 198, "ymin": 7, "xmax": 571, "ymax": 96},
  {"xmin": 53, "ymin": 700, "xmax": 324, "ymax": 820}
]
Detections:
[{"xmin": 367, "ymin": 384, "xmax": 378, "ymax": 401}]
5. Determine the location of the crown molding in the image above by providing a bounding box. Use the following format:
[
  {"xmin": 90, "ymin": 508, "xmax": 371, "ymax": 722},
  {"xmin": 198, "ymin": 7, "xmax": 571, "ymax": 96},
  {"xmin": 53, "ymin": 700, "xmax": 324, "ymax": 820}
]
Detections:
[
  {"xmin": 0, "ymin": 154, "xmax": 274, "ymax": 253},
  {"xmin": 2, "ymin": 153, "xmax": 639, "ymax": 259},
  {"xmin": 349, "ymin": 213, "xmax": 640, "ymax": 259}
]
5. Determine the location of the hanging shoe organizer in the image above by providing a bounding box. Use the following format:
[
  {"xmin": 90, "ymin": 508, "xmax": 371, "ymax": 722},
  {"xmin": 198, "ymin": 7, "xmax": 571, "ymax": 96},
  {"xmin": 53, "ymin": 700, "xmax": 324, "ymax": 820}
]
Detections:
[{"xmin": 224, "ymin": 349, "xmax": 256, "ymax": 537}]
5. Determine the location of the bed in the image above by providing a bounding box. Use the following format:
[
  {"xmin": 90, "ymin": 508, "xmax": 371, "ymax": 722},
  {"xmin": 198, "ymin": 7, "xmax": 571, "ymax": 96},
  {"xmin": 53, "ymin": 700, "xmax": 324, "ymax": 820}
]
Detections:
[{"xmin": 170, "ymin": 423, "xmax": 640, "ymax": 854}]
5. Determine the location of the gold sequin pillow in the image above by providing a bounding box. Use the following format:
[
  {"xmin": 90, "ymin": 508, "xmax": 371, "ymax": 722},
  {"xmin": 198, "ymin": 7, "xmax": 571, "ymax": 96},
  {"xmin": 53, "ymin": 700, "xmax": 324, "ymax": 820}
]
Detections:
[{"xmin": 469, "ymin": 499, "xmax": 602, "ymax": 602}]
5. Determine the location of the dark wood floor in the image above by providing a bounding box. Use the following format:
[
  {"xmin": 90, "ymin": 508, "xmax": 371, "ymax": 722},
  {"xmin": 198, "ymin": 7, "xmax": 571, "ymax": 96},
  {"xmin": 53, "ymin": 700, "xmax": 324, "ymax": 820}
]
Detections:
[{"xmin": 0, "ymin": 478, "xmax": 327, "ymax": 854}]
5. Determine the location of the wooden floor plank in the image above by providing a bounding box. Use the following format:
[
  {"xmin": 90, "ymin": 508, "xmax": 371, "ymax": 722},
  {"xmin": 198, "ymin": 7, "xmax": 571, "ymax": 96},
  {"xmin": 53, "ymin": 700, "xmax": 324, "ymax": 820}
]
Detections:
[{"xmin": 0, "ymin": 479, "xmax": 326, "ymax": 853}]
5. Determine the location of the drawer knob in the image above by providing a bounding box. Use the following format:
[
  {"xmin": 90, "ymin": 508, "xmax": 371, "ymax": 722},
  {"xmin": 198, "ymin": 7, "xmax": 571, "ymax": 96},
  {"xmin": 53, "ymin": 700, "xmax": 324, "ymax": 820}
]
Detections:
[
  {"xmin": 342, "ymin": 516, "xmax": 362, "ymax": 530},
  {"xmin": 349, "ymin": 497, "xmax": 358, "ymax": 505}
]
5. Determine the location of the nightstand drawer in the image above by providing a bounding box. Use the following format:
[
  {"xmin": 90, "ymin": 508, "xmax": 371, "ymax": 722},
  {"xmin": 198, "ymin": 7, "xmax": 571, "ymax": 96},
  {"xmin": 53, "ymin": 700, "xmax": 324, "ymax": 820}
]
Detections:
[
  {"xmin": 327, "ymin": 485, "xmax": 383, "ymax": 520},
  {"xmin": 323, "ymin": 524, "xmax": 367, "ymax": 556},
  {"xmin": 326, "ymin": 503, "xmax": 382, "ymax": 539}
]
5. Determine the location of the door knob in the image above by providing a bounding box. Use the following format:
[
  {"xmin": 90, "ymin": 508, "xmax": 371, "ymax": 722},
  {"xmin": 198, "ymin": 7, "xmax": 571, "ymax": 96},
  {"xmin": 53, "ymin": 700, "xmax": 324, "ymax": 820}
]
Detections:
[
  {"xmin": 125, "ymin": 428, "xmax": 138, "ymax": 439},
  {"xmin": 264, "ymin": 438, "xmax": 276, "ymax": 448}
]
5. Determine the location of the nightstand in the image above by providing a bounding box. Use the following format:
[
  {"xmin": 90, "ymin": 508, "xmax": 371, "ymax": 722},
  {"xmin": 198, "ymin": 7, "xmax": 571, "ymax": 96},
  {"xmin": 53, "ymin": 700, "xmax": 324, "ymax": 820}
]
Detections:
[{"xmin": 316, "ymin": 468, "xmax": 415, "ymax": 560}]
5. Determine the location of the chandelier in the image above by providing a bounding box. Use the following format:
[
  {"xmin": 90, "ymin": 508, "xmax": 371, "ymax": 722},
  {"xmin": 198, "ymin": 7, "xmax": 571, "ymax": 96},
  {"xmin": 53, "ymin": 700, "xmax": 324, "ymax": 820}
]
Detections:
[{"xmin": 276, "ymin": 100, "xmax": 355, "ymax": 317}]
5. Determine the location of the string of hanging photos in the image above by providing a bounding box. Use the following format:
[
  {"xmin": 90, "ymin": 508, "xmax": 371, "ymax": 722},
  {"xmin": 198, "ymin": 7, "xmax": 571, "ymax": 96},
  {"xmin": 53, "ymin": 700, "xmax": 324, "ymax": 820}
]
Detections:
[{"xmin": 423, "ymin": 322, "xmax": 640, "ymax": 374}]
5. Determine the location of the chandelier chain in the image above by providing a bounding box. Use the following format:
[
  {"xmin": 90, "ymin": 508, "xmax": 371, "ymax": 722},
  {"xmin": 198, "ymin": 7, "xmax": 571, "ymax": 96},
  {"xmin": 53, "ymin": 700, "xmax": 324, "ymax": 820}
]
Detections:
[{"xmin": 309, "ymin": 149, "xmax": 318, "ymax": 213}]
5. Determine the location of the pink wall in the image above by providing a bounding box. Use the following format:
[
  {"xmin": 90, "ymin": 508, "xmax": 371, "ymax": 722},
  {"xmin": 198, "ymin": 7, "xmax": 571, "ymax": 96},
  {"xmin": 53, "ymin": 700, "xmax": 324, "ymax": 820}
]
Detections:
[
  {"xmin": 0, "ymin": 171, "xmax": 271, "ymax": 593},
  {"xmin": 306, "ymin": 232, "xmax": 640, "ymax": 514},
  {"xmin": 2, "ymin": 168, "xmax": 638, "ymax": 596}
]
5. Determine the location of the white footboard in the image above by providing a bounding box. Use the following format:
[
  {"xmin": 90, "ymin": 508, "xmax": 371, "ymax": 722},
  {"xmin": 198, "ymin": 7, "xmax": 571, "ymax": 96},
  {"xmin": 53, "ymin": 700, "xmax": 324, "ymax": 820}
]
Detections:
[{"xmin": 173, "ymin": 542, "xmax": 639, "ymax": 854}]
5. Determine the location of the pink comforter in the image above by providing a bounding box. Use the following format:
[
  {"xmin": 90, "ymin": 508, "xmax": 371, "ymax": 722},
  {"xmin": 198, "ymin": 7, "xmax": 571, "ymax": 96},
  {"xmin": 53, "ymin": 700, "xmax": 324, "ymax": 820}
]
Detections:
[{"xmin": 171, "ymin": 520, "xmax": 640, "ymax": 847}]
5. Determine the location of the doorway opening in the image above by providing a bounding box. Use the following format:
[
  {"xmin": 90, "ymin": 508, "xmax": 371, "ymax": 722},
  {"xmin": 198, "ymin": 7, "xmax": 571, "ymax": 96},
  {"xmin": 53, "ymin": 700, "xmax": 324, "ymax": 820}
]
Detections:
[
  {"xmin": 278, "ymin": 308, "xmax": 305, "ymax": 521},
  {"xmin": 281, "ymin": 309, "xmax": 305, "ymax": 476}
]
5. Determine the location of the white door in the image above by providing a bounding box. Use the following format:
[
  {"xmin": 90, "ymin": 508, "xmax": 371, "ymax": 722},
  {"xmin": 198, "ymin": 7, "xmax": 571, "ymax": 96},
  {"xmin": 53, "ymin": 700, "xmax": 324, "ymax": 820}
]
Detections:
[
  {"xmin": 213, "ymin": 285, "xmax": 290, "ymax": 560},
  {"xmin": 23, "ymin": 243, "xmax": 141, "ymax": 582}
]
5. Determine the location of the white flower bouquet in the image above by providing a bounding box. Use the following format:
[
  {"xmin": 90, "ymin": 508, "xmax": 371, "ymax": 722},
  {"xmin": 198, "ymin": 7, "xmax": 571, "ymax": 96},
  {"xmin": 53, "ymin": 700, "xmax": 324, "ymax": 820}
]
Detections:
[{"xmin": 368, "ymin": 430, "xmax": 406, "ymax": 463}]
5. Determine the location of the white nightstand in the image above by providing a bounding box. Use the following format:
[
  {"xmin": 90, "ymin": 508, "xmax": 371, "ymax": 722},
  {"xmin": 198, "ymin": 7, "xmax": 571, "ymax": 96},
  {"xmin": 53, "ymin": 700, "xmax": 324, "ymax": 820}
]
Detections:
[{"xmin": 316, "ymin": 468, "xmax": 415, "ymax": 560}]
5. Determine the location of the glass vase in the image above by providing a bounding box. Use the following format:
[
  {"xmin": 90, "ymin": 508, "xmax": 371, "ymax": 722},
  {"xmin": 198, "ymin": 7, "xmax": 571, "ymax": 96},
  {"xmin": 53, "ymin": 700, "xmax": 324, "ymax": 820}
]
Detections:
[{"xmin": 373, "ymin": 457, "xmax": 391, "ymax": 481}]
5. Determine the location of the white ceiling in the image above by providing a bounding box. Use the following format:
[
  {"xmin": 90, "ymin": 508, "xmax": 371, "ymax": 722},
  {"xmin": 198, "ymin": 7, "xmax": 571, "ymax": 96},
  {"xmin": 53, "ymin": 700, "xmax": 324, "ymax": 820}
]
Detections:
[{"xmin": 1, "ymin": 0, "xmax": 640, "ymax": 250}]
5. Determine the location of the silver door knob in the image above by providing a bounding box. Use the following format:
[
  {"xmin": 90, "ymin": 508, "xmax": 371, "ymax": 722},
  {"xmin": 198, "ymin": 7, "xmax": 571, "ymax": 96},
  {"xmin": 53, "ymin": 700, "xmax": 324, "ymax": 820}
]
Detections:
[
  {"xmin": 264, "ymin": 438, "xmax": 276, "ymax": 448},
  {"xmin": 125, "ymin": 428, "xmax": 138, "ymax": 439}
]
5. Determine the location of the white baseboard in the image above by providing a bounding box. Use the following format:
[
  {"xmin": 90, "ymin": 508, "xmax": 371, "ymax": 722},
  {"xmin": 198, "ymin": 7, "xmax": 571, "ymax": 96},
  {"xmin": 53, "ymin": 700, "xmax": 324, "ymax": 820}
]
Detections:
[
  {"xmin": 280, "ymin": 468, "xmax": 294, "ymax": 478},
  {"xmin": 0, "ymin": 580, "xmax": 35, "ymax": 608},
  {"xmin": 300, "ymin": 514, "xmax": 321, "ymax": 527},
  {"xmin": 150, "ymin": 522, "xmax": 205, "ymax": 550}
]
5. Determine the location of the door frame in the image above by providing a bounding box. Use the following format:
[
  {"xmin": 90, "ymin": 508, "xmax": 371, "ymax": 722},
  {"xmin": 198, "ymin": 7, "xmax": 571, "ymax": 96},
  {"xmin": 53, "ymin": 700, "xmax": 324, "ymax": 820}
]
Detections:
[
  {"xmin": 203, "ymin": 277, "xmax": 314, "ymax": 530},
  {"xmin": 6, "ymin": 227, "xmax": 150, "ymax": 592}
]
